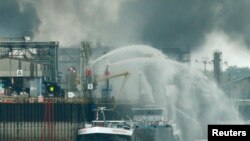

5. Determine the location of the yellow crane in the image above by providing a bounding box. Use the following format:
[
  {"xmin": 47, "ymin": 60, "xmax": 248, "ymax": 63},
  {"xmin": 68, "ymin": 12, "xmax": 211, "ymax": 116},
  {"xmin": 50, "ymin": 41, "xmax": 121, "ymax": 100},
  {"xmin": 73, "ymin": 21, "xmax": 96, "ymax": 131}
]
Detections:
[
  {"xmin": 93, "ymin": 69, "xmax": 131, "ymax": 107},
  {"xmin": 76, "ymin": 70, "xmax": 130, "ymax": 98},
  {"xmin": 95, "ymin": 71, "xmax": 130, "ymax": 82}
]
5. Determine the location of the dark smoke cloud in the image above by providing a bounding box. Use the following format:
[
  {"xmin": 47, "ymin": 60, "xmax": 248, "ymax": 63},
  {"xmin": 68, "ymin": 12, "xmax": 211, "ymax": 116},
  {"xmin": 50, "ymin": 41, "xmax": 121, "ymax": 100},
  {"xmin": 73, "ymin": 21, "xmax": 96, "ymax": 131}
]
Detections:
[
  {"xmin": 121, "ymin": 0, "xmax": 250, "ymax": 51},
  {"xmin": 127, "ymin": 0, "xmax": 250, "ymax": 51},
  {"xmin": 1, "ymin": 0, "xmax": 250, "ymax": 51},
  {"xmin": 215, "ymin": 0, "xmax": 250, "ymax": 45},
  {"xmin": 0, "ymin": 0, "xmax": 40, "ymax": 37},
  {"xmin": 121, "ymin": 0, "xmax": 217, "ymax": 50}
]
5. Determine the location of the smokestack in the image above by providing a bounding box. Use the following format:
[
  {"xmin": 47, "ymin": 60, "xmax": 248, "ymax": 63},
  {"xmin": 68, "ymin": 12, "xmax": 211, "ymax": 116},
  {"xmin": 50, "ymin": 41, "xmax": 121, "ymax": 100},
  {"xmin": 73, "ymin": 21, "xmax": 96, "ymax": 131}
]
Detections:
[{"xmin": 213, "ymin": 51, "xmax": 222, "ymax": 86}]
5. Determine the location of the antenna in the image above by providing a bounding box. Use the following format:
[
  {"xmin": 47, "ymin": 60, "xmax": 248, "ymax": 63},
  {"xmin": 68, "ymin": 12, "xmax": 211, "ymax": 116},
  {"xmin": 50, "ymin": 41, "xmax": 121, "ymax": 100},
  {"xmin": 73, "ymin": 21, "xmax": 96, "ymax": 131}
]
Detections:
[
  {"xmin": 195, "ymin": 57, "xmax": 212, "ymax": 74},
  {"xmin": 93, "ymin": 107, "xmax": 113, "ymax": 122}
]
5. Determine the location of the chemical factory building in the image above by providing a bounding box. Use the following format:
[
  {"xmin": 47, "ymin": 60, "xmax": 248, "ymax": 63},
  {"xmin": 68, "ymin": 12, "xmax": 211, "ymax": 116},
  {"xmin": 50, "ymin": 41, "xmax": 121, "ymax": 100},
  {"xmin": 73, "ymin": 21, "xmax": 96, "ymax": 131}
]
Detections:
[
  {"xmin": 224, "ymin": 77, "xmax": 250, "ymax": 120},
  {"xmin": 225, "ymin": 76, "xmax": 250, "ymax": 99},
  {"xmin": 0, "ymin": 40, "xmax": 59, "ymax": 82},
  {"xmin": 0, "ymin": 40, "xmax": 59, "ymax": 97},
  {"xmin": 0, "ymin": 58, "xmax": 49, "ymax": 77}
]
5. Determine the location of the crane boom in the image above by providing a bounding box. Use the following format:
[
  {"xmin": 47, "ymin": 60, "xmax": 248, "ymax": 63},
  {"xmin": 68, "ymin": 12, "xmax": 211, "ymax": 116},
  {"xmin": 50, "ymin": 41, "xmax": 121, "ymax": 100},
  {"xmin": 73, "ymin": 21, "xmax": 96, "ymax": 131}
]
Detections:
[{"xmin": 95, "ymin": 71, "xmax": 130, "ymax": 82}]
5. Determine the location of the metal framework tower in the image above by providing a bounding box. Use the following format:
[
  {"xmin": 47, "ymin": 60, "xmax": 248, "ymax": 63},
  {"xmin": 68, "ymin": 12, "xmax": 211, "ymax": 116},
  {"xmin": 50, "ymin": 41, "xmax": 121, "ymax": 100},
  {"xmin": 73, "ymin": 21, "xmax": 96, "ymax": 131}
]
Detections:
[
  {"xmin": 0, "ymin": 41, "xmax": 59, "ymax": 82},
  {"xmin": 80, "ymin": 41, "xmax": 92, "ymax": 97}
]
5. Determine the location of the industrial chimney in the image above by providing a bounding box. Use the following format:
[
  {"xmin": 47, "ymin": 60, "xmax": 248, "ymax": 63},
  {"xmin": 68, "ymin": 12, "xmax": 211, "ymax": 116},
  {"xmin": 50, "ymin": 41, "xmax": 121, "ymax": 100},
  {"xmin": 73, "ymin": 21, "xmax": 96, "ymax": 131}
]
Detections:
[{"xmin": 213, "ymin": 51, "xmax": 222, "ymax": 86}]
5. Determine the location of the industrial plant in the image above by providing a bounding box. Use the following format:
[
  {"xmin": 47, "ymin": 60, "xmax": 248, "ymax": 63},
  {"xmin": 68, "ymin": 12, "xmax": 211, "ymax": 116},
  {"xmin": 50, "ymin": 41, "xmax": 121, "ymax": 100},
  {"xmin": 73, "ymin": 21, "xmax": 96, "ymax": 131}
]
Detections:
[
  {"xmin": 0, "ymin": 34, "xmax": 189, "ymax": 140},
  {"xmin": 2, "ymin": 0, "xmax": 250, "ymax": 141},
  {"xmin": 0, "ymin": 35, "xmax": 249, "ymax": 141}
]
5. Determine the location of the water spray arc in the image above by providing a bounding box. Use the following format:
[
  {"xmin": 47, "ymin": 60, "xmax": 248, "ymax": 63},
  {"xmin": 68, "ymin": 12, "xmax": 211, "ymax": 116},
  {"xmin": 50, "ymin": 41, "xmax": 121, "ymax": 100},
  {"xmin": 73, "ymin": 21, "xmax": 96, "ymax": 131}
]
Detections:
[{"xmin": 92, "ymin": 45, "xmax": 242, "ymax": 141}]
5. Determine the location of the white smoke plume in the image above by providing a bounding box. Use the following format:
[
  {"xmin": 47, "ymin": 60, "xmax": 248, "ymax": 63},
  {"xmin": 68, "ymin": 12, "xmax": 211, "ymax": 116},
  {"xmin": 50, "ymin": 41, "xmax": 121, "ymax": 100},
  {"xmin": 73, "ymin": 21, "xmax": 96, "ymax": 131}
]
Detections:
[{"xmin": 192, "ymin": 30, "xmax": 250, "ymax": 70}]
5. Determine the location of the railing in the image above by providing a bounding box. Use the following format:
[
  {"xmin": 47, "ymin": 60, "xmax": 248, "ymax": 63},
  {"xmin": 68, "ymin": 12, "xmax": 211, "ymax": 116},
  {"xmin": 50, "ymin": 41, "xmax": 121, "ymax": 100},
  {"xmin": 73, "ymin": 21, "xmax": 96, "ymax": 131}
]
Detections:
[
  {"xmin": 0, "ymin": 96, "xmax": 89, "ymax": 103},
  {"xmin": 133, "ymin": 120, "xmax": 173, "ymax": 128},
  {"xmin": 0, "ymin": 96, "xmax": 119, "ymax": 104},
  {"xmin": 93, "ymin": 98, "xmax": 115, "ymax": 105}
]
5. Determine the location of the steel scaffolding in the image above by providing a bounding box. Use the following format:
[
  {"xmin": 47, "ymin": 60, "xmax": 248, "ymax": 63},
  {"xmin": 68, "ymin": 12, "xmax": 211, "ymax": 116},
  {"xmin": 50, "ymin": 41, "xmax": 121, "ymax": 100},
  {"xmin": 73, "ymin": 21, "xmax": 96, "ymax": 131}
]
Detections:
[{"xmin": 0, "ymin": 41, "xmax": 59, "ymax": 82}]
